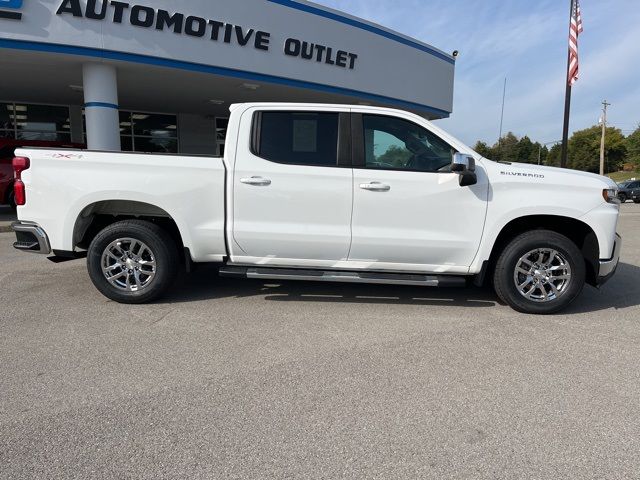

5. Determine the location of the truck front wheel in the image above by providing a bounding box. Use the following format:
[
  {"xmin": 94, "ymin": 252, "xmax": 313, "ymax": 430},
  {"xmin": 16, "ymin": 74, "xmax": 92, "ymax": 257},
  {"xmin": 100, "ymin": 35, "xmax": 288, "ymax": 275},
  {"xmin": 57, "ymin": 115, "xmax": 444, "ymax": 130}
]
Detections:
[
  {"xmin": 493, "ymin": 230, "xmax": 586, "ymax": 314},
  {"xmin": 87, "ymin": 220, "xmax": 179, "ymax": 304}
]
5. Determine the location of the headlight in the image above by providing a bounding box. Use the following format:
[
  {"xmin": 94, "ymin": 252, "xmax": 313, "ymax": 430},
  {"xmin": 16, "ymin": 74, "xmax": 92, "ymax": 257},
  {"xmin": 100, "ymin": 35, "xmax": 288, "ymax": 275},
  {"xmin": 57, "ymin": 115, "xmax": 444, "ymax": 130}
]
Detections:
[{"xmin": 603, "ymin": 188, "xmax": 620, "ymax": 204}]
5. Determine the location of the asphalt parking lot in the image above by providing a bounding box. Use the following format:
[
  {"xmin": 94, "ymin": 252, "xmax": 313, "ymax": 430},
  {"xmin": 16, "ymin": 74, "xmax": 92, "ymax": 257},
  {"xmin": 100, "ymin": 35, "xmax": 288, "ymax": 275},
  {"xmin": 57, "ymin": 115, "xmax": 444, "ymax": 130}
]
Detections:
[{"xmin": 1, "ymin": 204, "xmax": 639, "ymax": 479}]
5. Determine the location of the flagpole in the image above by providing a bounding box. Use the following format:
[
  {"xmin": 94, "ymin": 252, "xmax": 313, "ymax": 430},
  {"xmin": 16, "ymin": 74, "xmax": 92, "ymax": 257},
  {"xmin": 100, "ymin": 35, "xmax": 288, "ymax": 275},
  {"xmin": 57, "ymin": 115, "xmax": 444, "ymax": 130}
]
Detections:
[
  {"xmin": 560, "ymin": 0, "xmax": 574, "ymax": 169},
  {"xmin": 560, "ymin": 61, "xmax": 572, "ymax": 168}
]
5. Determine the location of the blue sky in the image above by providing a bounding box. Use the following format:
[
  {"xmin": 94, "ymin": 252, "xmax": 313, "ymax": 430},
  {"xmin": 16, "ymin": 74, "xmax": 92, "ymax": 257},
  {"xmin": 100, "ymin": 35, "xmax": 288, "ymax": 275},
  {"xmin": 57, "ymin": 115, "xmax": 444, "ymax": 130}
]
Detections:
[{"xmin": 315, "ymin": 0, "xmax": 640, "ymax": 147}]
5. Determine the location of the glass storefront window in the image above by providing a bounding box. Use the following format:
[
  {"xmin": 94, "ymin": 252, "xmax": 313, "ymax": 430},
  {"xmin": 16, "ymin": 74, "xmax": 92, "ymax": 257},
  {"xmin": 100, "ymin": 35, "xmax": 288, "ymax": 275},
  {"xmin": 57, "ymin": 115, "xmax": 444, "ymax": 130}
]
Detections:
[
  {"xmin": 120, "ymin": 135, "xmax": 133, "ymax": 152},
  {"xmin": 14, "ymin": 104, "xmax": 70, "ymax": 134},
  {"xmin": 17, "ymin": 132, "xmax": 71, "ymax": 142},
  {"xmin": 216, "ymin": 118, "xmax": 228, "ymax": 156},
  {"xmin": 132, "ymin": 113, "xmax": 176, "ymax": 137},
  {"xmin": 134, "ymin": 136, "xmax": 178, "ymax": 153},
  {"xmin": 1, "ymin": 103, "xmax": 15, "ymax": 131},
  {"xmin": 119, "ymin": 111, "xmax": 132, "ymax": 129},
  {"xmin": 1, "ymin": 103, "xmax": 71, "ymax": 141},
  {"xmin": 216, "ymin": 118, "xmax": 228, "ymax": 141},
  {"xmin": 117, "ymin": 111, "xmax": 178, "ymax": 153}
]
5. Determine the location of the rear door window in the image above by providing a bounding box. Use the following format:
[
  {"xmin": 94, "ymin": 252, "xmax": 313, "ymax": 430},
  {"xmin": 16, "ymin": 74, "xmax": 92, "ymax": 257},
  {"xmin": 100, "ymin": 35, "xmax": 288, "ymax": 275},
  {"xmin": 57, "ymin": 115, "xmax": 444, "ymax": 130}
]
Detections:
[{"xmin": 253, "ymin": 112, "xmax": 339, "ymax": 167}]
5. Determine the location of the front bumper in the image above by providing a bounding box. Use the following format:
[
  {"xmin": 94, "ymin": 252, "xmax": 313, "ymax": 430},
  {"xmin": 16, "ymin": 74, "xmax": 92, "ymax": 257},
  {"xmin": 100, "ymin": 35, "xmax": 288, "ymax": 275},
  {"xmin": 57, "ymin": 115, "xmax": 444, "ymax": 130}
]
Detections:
[
  {"xmin": 11, "ymin": 222, "xmax": 51, "ymax": 255},
  {"xmin": 597, "ymin": 233, "xmax": 622, "ymax": 286}
]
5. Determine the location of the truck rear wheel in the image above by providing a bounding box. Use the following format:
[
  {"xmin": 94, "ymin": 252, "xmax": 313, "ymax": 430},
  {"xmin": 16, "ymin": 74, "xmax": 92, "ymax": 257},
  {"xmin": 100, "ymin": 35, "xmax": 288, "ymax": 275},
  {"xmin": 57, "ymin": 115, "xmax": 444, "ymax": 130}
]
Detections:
[
  {"xmin": 87, "ymin": 220, "xmax": 179, "ymax": 304},
  {"xmin": 493, "ymin": 230, "xmax": 585, "ymax": 314}
]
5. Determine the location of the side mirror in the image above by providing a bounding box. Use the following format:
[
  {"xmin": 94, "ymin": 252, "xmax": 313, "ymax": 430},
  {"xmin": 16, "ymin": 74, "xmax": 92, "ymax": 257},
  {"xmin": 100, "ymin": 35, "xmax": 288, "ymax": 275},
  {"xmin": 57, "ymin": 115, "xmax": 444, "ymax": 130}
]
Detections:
[
  {"xmin": 451, "ymin": 152, "xmax": 478, "ymax": 187},
  {"xmin": 451, "ymin": 152, "xmax": 476, "ymax": 172}
]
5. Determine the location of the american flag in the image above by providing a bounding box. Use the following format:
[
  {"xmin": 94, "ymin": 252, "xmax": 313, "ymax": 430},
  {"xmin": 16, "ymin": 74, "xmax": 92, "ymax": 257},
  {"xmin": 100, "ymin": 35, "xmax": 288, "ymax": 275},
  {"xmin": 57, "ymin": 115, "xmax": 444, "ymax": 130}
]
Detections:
[{"xmin": 568, "ymin": 0, "xmax": 584, "ymax": 86}]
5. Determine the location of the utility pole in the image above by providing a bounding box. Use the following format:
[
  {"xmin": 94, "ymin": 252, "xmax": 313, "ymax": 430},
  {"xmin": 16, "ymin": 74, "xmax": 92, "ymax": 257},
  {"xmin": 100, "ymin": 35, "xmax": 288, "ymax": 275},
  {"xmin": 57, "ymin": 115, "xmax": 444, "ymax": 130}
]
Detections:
[{"xmin": 600, "ymin": 100, "xmax": 611, "ymax": 176}]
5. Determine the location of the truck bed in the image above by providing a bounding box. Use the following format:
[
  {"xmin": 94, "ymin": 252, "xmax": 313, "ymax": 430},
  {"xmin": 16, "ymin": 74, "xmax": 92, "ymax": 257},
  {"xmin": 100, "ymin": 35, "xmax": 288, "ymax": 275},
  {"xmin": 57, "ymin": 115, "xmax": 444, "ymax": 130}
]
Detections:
[{"xmin": 15, "ymin": 148, "xmax": 228, "ymax": 262}]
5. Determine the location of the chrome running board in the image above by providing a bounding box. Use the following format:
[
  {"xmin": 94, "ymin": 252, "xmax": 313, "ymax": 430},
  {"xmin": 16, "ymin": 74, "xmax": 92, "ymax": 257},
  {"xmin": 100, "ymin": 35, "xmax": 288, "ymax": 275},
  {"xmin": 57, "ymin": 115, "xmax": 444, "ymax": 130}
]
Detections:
[{"xmin": 219, "ymin": 266, "xmax": 467, "ymax": 287}]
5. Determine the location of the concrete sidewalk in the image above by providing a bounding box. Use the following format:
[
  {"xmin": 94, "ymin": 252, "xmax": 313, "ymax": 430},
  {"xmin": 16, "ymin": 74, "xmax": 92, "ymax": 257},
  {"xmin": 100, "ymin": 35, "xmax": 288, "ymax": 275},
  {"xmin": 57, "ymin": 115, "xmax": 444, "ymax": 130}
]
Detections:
[{"xmin": 0, "ymin": 205, "xmax": 16, "ymax": 233}]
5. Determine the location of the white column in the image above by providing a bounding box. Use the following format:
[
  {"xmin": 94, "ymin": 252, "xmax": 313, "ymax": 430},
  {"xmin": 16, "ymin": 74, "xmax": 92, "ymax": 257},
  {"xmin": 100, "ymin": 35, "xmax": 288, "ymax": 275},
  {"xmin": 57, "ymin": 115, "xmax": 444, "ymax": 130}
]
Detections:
[{"xmin": 82, "ymin": 63, "xmax": 121, "ymax": 151}]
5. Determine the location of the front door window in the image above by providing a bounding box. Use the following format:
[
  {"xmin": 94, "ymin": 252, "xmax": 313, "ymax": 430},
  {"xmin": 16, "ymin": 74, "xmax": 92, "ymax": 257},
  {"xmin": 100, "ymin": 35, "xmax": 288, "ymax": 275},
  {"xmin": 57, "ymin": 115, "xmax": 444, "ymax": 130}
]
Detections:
[{"xmin": 363, "ymin": 114, "xmax": 454, "ymax": 172}]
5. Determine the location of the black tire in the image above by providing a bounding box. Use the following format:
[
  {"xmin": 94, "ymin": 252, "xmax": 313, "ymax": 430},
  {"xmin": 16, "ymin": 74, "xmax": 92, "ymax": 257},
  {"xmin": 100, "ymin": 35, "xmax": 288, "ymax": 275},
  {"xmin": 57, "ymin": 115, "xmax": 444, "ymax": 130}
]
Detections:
[
  {"xmin": 87, "ymin": 220, "xmax": 179, "ymax": 304},
  {"xmin": 493, "ymin": 230, "xmax": 586, "ymax": 314},
  {"xmin": 634, "ymin": 198, "xmax": 640, "ymax": 204},
  {"xmin": 618, "ymin": 194, "xmax": 627, "ymax": 203}
]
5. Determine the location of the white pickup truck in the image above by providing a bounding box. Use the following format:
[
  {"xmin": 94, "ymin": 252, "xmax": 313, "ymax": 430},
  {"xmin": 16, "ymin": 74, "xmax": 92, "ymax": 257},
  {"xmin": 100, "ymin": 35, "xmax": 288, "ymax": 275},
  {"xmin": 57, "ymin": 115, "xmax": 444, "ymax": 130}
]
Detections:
[{"xmin": 11, "ymin": 103, "xmax": 621, "ymax": 314}]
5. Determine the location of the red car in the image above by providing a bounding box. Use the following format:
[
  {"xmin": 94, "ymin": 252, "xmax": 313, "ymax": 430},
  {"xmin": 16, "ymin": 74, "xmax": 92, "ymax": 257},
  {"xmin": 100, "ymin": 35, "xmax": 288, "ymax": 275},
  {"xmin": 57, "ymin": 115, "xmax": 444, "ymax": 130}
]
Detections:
[{"xmin": 0, "ymin": 139, "xmax": 84, "ymax": 209}]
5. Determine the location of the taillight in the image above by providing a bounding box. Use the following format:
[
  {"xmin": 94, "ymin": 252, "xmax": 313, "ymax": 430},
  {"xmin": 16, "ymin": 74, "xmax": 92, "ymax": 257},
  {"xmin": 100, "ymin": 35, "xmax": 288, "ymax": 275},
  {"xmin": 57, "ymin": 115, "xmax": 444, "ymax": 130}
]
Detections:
[
  {"xmin": 14, "ymin": 179, "xmax": 25, "ymax": 205},
  {"xmin": 13, "ymin": 156, "xmax": 30, "ymax": 176},
  {"xmin": 13, "ymin": 157, "xmax": 30, "ymax": 206}
]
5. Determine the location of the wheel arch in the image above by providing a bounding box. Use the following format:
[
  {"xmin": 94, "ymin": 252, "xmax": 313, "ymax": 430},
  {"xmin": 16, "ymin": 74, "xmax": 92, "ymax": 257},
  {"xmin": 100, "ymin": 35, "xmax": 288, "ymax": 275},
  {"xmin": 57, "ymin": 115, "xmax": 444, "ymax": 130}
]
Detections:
[
  {"xmin": 483, "ymin": 214, "xmax": 600, "ymax": 287},
  {"xmin": 73, "ymin": 200, "xmax": 186, "ymax": 256}
]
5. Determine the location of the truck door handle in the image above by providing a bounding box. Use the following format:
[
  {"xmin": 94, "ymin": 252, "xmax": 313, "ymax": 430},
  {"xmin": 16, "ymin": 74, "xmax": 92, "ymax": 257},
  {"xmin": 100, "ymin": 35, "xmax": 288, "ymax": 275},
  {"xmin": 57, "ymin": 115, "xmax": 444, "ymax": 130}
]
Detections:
[
  {"xmin": 360, "ymin": 182, "xmax": 391, "ymax": 192},
  {"xmin": 240, "ymin": 176, "xmax": 272, "ymax": 186}
]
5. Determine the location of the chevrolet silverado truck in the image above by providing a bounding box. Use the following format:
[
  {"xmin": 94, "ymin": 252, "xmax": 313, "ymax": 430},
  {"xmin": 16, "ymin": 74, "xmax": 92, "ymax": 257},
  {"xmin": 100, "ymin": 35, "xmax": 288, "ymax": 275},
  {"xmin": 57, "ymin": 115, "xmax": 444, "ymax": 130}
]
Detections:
[{"xmin": 11, "ymin": 103, "xmax": 621, "ymax": 314}]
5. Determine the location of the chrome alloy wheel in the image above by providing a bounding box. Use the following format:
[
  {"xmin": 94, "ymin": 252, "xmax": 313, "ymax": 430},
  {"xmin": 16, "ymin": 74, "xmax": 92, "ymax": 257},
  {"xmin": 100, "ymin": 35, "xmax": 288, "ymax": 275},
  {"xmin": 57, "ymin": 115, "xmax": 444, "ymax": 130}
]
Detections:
[
  {"xmin": 101, "ymin": 238, "xmax": 156, "ymax": 292},
  {"xmin": 513, "ymin": 248, "xmax": 572, "ymax": 302}
]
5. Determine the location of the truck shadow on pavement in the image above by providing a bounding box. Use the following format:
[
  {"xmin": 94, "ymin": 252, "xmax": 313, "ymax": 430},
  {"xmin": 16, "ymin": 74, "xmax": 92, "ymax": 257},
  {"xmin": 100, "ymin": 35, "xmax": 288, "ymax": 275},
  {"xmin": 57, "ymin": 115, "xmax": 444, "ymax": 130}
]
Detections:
[
  {"xmin": 161, "ymin": 262, "xmax": 640, "ymax": 312},
  {"xmin": 162, "ymin": 265, "xmax": 498, "ymax": 308}
]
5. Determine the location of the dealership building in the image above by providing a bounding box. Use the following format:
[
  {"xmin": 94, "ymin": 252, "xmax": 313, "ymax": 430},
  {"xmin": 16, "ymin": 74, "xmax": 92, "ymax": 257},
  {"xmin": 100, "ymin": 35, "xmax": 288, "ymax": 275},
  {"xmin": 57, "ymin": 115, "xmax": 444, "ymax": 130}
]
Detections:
[{"xmin": 0, "ymin": 0, "xmax": 455, "ymax": 155}]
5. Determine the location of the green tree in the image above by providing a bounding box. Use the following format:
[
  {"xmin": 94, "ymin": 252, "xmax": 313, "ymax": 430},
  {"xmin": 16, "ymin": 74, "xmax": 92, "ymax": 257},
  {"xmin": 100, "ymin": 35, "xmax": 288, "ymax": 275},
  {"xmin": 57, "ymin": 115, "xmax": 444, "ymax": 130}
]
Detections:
[
  {"xmin": 474, "ymin": 134, "xmax": 547, "ymax": 164},
  {"xmin": 473, "ymin": 125, "xmax": 631, "ymax": 172},
  {"xmin": 473, "ymin": 141, "xmax": 493, "ymax": 159},
  {"xmin": 536, "ymin": 143, "xmax": 549, "ymax": 165},
  {"xmin": 546, "ymin": 143, "xmax": 562, "ymax": 167},
  {"xmin": 494, "ymin": 132, "xmax": 519, "ymax": 163},
  {"xmin": 516, "ymin": 136, "xmax": 538, "ymax": 164},
  {"xmin": 568, "ymin": 126, "xmax": 627, "ymax": 173},
  {"xmin": 625, "ymin": 125, "xmax": 640, "ymax": 169}
]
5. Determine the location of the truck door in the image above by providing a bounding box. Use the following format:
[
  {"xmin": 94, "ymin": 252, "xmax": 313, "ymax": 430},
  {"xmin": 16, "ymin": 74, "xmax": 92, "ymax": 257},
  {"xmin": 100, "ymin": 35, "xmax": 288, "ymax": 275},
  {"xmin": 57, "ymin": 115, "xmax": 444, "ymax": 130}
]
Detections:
[
  {"xmin": 232, "ymin": 108, "xmax": 353, "ymax": 266},
  {"xmin": 348, "ymin": 112, "xmax": 489, "ymax": 272}
]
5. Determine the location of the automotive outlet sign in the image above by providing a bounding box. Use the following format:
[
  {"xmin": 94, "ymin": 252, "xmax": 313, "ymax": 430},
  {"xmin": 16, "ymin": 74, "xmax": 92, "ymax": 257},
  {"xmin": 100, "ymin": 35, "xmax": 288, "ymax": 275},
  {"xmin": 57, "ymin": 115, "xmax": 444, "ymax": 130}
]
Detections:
[
  {"xmin": 0, "ymin": 0, "xmax": 455, "ymax": 116},
  {"xmin": 55, "ymin": 0, "xmax": 360, "ymax": 70}
]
